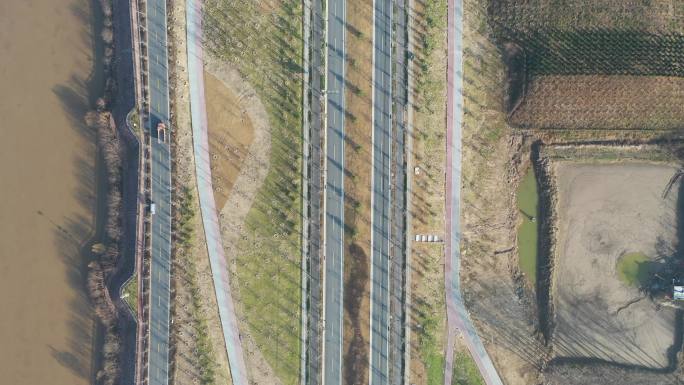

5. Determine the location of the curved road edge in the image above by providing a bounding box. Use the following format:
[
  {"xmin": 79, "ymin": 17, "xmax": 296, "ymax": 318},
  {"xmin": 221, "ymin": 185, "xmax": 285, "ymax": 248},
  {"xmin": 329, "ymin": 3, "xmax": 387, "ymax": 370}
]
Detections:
[
  {"xmin": 185, "ymin": 2, "xmax": 249, "ymax": 384},
  {"xmin": 444, "ymin": 0, "xmax": 504, "ymax": 385}
]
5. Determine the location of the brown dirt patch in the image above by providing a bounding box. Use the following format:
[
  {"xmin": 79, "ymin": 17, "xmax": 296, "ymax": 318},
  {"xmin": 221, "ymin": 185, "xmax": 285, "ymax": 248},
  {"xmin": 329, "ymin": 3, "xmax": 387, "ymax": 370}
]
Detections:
[
  {"xmin": 552, "ymin": 162, "xmax": 679, "ymax": 368},
  {"xmin": 205, "ymin": 70, "xmax": 255, "ymax": 209},
  {"xmin": 510, "ymin": 75, "xmax": 684, "ymax": 130},
  {"xmin": 342, "ymin": 0, "xmax": 373, "ymax": 383}
]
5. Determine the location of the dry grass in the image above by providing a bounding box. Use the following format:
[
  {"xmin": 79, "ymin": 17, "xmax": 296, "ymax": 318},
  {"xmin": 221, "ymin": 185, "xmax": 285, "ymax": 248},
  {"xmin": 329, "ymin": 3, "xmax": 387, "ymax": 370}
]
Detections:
[
  {"xmin": 408, "ymin": 1, "xmax": 449, "ymax": 384},
  {"xmin": 460, "ymin": 1, "xmax": 547, "ymax": 384},
  {"xmin": 167, "ymin": 1, "xmax": 232, "ymax": 383},
  {"xmin": 341, "ymin": 0, "xmax": 373, "ymax": 383},
  {"xmin": 169, "ymin": 1, "xmax": 231, "ymax": 384}
]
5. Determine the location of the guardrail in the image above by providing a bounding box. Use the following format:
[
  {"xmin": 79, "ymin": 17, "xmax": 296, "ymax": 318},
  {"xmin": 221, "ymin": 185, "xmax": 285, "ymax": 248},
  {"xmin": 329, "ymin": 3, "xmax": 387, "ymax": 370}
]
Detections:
[{"xmin": 130, "ymin": 0, "xmax": 153, "ymax": 384}]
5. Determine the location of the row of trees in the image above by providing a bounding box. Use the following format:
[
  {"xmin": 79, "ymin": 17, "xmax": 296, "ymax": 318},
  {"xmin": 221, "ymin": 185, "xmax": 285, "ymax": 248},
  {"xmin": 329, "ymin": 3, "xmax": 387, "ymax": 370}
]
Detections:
[
  {"xmin": 85, "ymin": 0, "xmax": 126, "ymax": 384},
  {"xmin": 85, "ymin": 106, "xmax": 124, "ymax": 385}
]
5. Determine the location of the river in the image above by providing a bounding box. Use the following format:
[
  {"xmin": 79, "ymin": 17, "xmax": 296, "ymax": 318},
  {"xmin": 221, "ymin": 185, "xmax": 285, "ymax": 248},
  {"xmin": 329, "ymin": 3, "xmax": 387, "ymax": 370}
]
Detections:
[{"xmin": 0, "ymin": 0, "xmax": 103, "ymax": 384}]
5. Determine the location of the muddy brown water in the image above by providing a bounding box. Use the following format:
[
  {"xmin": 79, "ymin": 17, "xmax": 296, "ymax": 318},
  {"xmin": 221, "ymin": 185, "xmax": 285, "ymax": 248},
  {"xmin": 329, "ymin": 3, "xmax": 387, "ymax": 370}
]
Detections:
[{"xmin": 0, "ymin": 0, "xmax": 103, "ymax": 384}]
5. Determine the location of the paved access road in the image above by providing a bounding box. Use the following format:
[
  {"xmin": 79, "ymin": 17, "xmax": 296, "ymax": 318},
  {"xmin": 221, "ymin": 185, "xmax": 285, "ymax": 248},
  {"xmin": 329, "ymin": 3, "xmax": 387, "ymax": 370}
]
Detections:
[
  {"xmin": 323, "ymin": 0, "xmax": 346, "ymax": 383},
  {"xmin": 185, "ymin": 1, "xmax": 249, "ymax": 385},
  {"xmin": 145, "ymin": 0, "xmax": 172, "ymax": 384},
  {"xmin": 370, "ymin": 0, "xmax": 393, "ymax": 383},
  {"xmin": 444, "ymin": 0, "xmax": 504, "ymax": 384}
]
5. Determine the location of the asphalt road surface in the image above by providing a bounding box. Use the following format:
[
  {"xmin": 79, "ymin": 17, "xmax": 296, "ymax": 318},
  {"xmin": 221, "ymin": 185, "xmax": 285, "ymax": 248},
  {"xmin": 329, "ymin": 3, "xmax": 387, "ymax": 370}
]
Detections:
[
  {"xmin": 444, "ymin": 0, "xmax": 504, "ymax": 384},
  {"xmin": 306, "ymin": 0, "xmax": 324, "ymax": 383},
  {"xmin": 389, "ymin": 1, "xmax": 409, "ymax": 384},
  {"xmin": 323, "ymin": 0, "xmax": 346, "ymax": 383},
  {"xmin": 145, "ymin": 0, "xmax": 172, "ymax": 384},
  {"xmin": 370, "ymin": 0, "xmax": 393, "ymax": 383}
]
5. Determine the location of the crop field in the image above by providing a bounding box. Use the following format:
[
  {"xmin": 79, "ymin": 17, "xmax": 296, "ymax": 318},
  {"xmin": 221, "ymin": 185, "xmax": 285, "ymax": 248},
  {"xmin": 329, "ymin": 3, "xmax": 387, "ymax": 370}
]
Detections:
[
  {"xmin": 509, "ymin": 75, "xmax": 684, "ymax": 130},
  {"xmin": 487, "ymin": 0, "xmax": 684, "ymax": 129}
]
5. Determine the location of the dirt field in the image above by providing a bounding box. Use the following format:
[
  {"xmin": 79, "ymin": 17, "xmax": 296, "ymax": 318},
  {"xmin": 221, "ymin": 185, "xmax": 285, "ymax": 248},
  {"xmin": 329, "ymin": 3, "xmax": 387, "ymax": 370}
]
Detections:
[
  {"xmin": 205, "ymin": 71, "xmax": 255, "ymax": 209},
  {"xmin": 0, "ymin": 1, "xmax": 102, "ymax": 384},
  {"xmin": 488, "ymin": 0, "xmax": 683, "ymax": 34},
  {"xmin": 510, "ymin": 75, "xmax": 684, "ymax": 130},
  {"xmin": 552, "ymin": 162, "xmax": 680, "ymax": 368}
]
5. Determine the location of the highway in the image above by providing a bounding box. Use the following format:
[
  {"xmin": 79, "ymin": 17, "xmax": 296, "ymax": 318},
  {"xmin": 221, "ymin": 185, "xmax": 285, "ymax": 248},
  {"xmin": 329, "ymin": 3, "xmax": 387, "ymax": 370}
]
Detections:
[
  {"xmin": 370, "ymin": 0, "xmax": 393, "ymax": 384},
  {"xmin": 305, "ymin": 0, "xmax": 324, "ymax": 384},
  {"xmin": 145, "ymin": 0, "xmax": 172, "ymax": 384},
  {"xmin": 389, "ymin": 1, "xmax": 409, "ymax": 384},
  {"xmin": 186, "ymin": 1, "xmax": 249, "ymax": 385},
  {"xmin": 444, "ymin": 0, "xmax": 504, "ymax": 384},
  {"xmin": 322, "ymin": 0, "xmax": 346, "ymax": 383}
]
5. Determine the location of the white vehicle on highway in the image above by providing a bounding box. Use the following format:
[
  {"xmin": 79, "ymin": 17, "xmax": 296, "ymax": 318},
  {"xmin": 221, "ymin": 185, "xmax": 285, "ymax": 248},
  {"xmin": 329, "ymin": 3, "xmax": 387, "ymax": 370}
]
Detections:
[{"xmin": 157, "ymin": 122, "xmax": 168, "ymax": 143}]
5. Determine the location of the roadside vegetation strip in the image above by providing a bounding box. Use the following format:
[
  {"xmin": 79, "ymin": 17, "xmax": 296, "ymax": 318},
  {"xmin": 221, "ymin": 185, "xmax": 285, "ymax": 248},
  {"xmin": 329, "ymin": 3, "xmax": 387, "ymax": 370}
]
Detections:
[
  {"xmin": 452, "ymin": 351, "xmax": 485, "ymax": 385},
  {"xmin": 342, "ymin": 0, "xmax": 373, "ymax": 383},
  {"xmin": 415, "ymin": 296, "xmax": 446, "ymax": 385},
  {"xmin": 203, "ymin": 1, "xmax": 304, "ymax": 384},
  {"xmin": 176, "ymin": 187, "xmax": 220, "ymax": 385},
  {"xmin": 121, "ymin": 273, "xmax": 138, "ymax": 317},
  {"xmin": 516, "ymin": 168, "xmax": 538, "ymax": 286},
  {"xmin": 409, "ymin": 0, "xmax": 449, "ymax": 384}
]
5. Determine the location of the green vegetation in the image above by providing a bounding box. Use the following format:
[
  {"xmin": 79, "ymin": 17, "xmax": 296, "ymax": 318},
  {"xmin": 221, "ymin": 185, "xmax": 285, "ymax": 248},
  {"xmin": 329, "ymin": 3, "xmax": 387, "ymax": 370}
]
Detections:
[
  {"xmin": 517, "ymin": 168, "xmax": 539, "ymax": 285},
  {"xmin": 416, "ymin": 0, "xmax": 448, "ymax": 113},
  {"xmin": 413, "ymin": 1, "xmax": 448, "ymax": 384},
  {"xmin": 177, "ymin": 187, "xmax": 219, "ymax": 385},
  {"xmin": 417, "ymin": 301, "xmax": 446, "ymax": 385},
  {"xmin": 127, "ymin": 107, "xmax": 141, "ymax": 135},
  {"xmin": 452, "ymin": 351, "xmax": 485, "ymax": 385},
  {"xmin": 204, "ymin": 1, "xmax": 302, "ymax": 383},
  {"xmin": 617, "ymin": 252, "xmax": 653, "ymax": 287},
  {"xmin": 121, "ymin": 274, "xmax": 137, "ymax": 317}
]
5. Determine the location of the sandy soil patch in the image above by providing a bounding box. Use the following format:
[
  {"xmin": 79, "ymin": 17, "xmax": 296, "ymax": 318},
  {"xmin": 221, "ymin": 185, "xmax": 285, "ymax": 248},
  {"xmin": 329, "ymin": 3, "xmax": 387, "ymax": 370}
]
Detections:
[
  {"xmin": 552, "ymin": 162, "xmax": 679, "ymax": 368},
  {"xmin": 205, "ymin": 71, "xmax": 255, "ymax": 209}
]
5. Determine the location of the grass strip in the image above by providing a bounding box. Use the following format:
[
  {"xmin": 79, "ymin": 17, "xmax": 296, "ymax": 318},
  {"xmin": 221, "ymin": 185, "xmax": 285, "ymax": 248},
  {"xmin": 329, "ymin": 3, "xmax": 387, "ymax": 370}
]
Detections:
[
  {"xmin": 203, "ymin": 1, "xmax": 303, "ymax": 383},
  {"xmin": 177, "ymin": 186, "xmax": 219, "ymax": 385},
  {"xmin": 452, "ymin": 350, "xmax": 485, "ymax": 385},
  {"xmin": 122, "ymin": 273, "xmax": 138, "ymax": 317}
]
